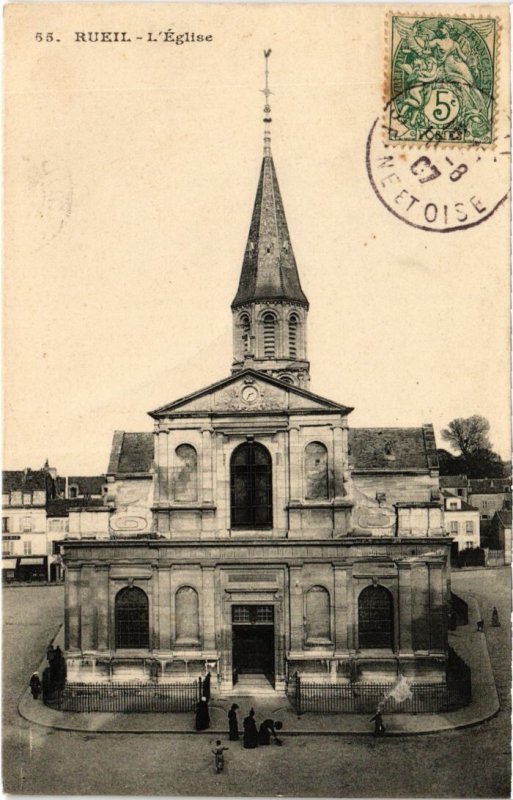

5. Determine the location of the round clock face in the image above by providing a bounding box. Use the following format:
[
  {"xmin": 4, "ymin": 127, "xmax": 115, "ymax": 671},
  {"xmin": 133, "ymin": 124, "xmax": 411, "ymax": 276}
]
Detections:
[{"xmin": 241, "ymin": 385, "xmax": 259, "ymax": 405}]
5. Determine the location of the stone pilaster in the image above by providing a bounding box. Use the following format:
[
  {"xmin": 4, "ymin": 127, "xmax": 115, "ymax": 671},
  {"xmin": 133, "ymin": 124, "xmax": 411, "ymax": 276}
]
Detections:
[
  {"xmin": 334, "ymin": 565, "xmax": 349, "ymax": 651},
  {"xmin": 201, "ymin": 428, "xmax": 214, "ymax": 503},
  {"xmin": 158, "ymin": 567, "xmax": 171, "ymax": 651},
  {"xmin": 80, "ymin": 566, "xmax": 95, "ymax": 652},
  {"xmin": 288, "ymin": 426, "xmax": 301, "ymax": 503},
  {"xmin": 96, "ymin": 566, "xmax": 110, "ymax": 652},
  {"xmin": 202, "ymin": 567, "xmax": 216, "ymax": 651},
  {"xmin": 428, "ymin": 562, "xmax": 446, "ymax": 652},
  {"xmin": 397, "ymin": 562, "xmax": 413, "ymax": 653},
  {"xmin": 332, "ymin": 425, "xmax": 345, "ymax": 500},
  {"xmin": 289, "ymin": 565, "xmax": 303, "ymax": 652},
  {"xmin": 158, "ymin": 431, "xmax": 169, "ymax": 502},
  {"xmin": 66, "ymin": 567, "xmax": 81, "ymax": 652}
]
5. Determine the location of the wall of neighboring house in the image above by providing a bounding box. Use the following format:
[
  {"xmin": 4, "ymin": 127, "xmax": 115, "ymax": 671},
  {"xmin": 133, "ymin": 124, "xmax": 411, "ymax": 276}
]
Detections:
[
  {"xmin": 468, "ymin": 493, "xmax": 507, "ymax": 520},
  {"xmin": 443, "ymin": 496, "xmax": 480, "ymax": 552}
]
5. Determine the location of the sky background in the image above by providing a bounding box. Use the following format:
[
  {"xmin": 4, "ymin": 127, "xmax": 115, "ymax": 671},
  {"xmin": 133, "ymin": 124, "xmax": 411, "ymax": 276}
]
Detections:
[{"xmin": 4, "ymin": 4, "xmax": 511, "ymax": 476}]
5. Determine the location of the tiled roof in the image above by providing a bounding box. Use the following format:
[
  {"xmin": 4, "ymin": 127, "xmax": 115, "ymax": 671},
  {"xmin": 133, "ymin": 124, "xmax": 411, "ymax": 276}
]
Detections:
[
  {"xmin": 67, "ymin": 476, "xmax": 105, "ymax": 495},
  {"xmin": 440, "ymin": 475, "xmax": 468, "ymax": 488},
  {"xmin": 231, "ymin": 155, "xmax": 308, "ymax": 309},
  {"xmin": 349, "ymin": 426, "xmax": 438, "ymax": 472},
  {"xmin": 2, "ymin": 470, "xmax": 48, "ymax": 493},
  {"xmin": 442, "ymin": 492, "xmax": 478, "ymax": 512},
  {"xmin": 107, "ymin": 432, "xmax": 154, "ymax": 476},
  {"xmin": 495, "ymin": 509, "xmax": 512, "ymax": 527},
  {"xmin": 469, "ymin": 478, "xmax": 511, "ymax": 495}
]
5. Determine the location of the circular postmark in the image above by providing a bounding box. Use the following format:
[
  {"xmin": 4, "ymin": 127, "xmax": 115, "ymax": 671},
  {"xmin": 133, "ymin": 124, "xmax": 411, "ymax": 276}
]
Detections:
[{"xmin": 366, "ymin": 106, "xmax": 509, "ymax": 233}]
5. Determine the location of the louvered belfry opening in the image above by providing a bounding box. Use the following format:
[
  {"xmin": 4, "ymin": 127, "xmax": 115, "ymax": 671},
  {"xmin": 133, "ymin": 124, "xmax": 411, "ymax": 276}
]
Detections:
[
  {"xmin": 230, "ymin": 442, "xmax": 272, "ymax": 528},
  {"xmin": 358, "ymin": 585, "xmax": 394, "ymax": 649},
  {"xmin": 289, "ymin": 314, "xmax": 298, "ymax": 358},
  {"xmin": 262, "ymin": 313, "xmax": 276, "ymax": 357}
]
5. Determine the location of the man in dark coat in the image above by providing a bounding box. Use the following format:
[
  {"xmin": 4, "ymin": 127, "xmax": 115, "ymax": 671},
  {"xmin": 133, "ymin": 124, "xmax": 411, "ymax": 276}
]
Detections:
[
  {"xmin": 243, "ymin": 708, "xmax": 258, "ymax": 749},
  {"xmin": 194, "ymin": 696, "xmax": 210, "ymax": 731},
  {"xmin": 228, "ymin": 703, "xmax": 240, "ymax": 741}
]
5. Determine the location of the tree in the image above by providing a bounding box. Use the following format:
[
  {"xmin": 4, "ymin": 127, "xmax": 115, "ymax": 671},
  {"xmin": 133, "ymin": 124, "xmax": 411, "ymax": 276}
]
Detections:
[
  {"xmin": 441, "ymin": 415, "xmax": 505, "ymax": 478},
  {"xmin": 442, "ymin": 415, "xmax": 492, "ymax": 460}
]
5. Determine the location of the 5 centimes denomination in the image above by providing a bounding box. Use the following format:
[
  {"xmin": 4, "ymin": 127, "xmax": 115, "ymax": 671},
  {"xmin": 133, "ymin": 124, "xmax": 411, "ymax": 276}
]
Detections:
[{"xmin": 386, "ymin": 14, "xmax": 499, "ymax": 145}]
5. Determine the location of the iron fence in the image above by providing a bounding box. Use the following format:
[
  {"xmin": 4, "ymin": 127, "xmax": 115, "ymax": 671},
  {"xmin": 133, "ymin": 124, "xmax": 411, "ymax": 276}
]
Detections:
[
  {"xmin": 289, "ymin": 677, "xmax": 450, "ymax": 715},
  {"xmin": 44, "ymin": 679, "xmax": 201, "ymax": 713}
]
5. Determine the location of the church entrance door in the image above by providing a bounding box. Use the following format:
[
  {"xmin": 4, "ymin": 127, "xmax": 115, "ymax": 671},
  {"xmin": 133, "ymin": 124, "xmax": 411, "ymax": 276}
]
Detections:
[{"xmin": 232, "ymin": 605, "xmax": 275, "ymax": 688}]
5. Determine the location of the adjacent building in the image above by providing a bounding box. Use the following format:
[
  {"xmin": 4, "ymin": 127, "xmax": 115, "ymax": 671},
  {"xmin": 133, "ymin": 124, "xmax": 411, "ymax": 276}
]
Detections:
[{"xmin": 441, "ymin": 490, "xmax": 480, "ymax": 560}]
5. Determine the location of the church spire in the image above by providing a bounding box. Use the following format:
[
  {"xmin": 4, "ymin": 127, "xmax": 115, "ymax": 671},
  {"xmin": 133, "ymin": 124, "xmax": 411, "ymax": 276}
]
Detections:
[{"xmin": 231, "ymin": 51, "xmax": 310, "ymax": 389}]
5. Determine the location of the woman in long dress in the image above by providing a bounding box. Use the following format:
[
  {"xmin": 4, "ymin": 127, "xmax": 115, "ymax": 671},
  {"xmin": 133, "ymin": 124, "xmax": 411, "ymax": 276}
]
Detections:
[
  {"xmin": 194, "ymin": 696, "xmax": 210, "ymax": 731},
  {"xmin": 228, "ymin": 703, "xmax": 240, "ymax": 741},
  {"xmin": 242, "ymin": 708, "xmax": 258, "ymax": 749}
]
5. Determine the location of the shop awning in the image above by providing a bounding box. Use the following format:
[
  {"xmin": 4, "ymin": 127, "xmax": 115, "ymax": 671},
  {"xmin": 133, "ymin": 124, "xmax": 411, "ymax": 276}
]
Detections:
[
  {"xmin": 18, "ymin": 557, "xmax": 46, "ymax": 566},
  {"xmin": 1, "ymin": 559, "xmax": 17, "ymax": 569}
]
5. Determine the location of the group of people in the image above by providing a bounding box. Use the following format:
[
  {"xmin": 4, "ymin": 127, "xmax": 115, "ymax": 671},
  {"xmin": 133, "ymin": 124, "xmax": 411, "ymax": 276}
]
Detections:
[
  {"xmin": 228, "ymin": 704, "xmax": 283, "ymax": 748},
  {"xmin": 29, "ymin": 642, "xmax": 67, "ymax": 700},
  {"xmin": 46, "ymin": 643, "xmax": 66, "ymax": 689}
]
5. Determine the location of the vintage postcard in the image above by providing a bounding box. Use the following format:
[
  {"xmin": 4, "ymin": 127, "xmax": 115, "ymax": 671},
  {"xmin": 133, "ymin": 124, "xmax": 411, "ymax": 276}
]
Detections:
[{"xmin": 3, "ymin": 3, "xmax": 511, "ymax": 797}]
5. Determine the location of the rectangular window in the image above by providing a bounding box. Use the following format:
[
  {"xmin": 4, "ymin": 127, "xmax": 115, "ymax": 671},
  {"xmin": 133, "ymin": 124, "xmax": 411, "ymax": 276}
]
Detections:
[
  {"xmin": 22, "ymin": 517, "xmax": 32, "ymax": 532},
  {"xmin": 450, "ymin": 521, "xmax": 458, "ymax": 534},
  {"xmin": 465, "ymin": 521, "xmax": 474, "ymax": 534},
  {"xmin": 2, "ymin": 517, "xmax": 9, "ymax": 533},
  {"xmin": 449, "ymin": 502, "xmax": 458, "ymax": 510},
  {"xmin": 23, "ymin": 541, "xmax": 32, "ymax": 555},
  {"xmin": 466, "ymin": 540, "xmax": 473, "ymax": 549},
  {"xmin": 2, "ymin": 540, "xmax": 14, "ymax": 556},
  {"xmin": 23, "ymin": 493, "xmax": 31, "ymax": 506}
]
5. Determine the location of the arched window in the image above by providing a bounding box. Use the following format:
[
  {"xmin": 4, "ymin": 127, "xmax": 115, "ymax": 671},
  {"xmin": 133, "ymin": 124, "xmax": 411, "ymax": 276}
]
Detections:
[
  {"xmin": 262, "ymin": 313, "xmax": 276, "ymax": 358},
  {"xmin": 305, "ymin": 586, "xmax": 331, "ymax": 643},
  {"xmin": 240, "ymin": 314, "xmax": 251, "ymax": 354},
  {"xmin": 358, "ymin": 585, "xmax": 394, "ymax": 649},
  {"xmin": 279, "ymin": 374, "xmax": 294, "ymax": 386},
  {"xmin": 230, "ymin": 442, "xmax": 272, "ymax": 528},
  {"xmin": 173, "ymin": 444, "xmax": 198, "ymax": 501},
  {"xmin": 115, "ymin": 586, "xmax": 149, "ymax": 649},
  {"xmin": 175, "ymin": 586, "xmax": 200, "ymax": 644},
  {"xmin": 305, "ymin": 442, "xmax": 329, "ymax": 500},
  {"xmin": 289, "ymin": 314, "xmax": 299, "ymax": 358}
]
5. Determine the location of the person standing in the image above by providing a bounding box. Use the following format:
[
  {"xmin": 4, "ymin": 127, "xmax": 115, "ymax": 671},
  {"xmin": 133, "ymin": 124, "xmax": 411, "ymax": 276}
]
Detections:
[
  {"xmin": 491, "ymin": 606, "xmax": 501, "ymax": 627},
  {"xmin": 370, "ymin": 705, "xmax": 386, "ymax": 737},
  {"xmin": 29, "ymin": 673, "xmax": 41, "ymax": 700},
  {"xmin": 228, "ymin": 703, "xmax": 240, "ymax": 741},
  {"xmin": 212, "ymin": 740, "xmax": 228, "ymax": 773},
  {"xmin": 243, "ymin": 707, "xmax": 258, "ymax": 749},
  {"xmin": 194, "ymin": 696, "xmax": 210, "ymax": 731},
  {"xmin": 202, "ymin": 671, "xmax": 212, "ymax": 702}
]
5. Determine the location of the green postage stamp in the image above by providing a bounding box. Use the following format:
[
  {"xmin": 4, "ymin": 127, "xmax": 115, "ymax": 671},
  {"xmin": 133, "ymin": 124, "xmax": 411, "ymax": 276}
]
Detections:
[{"xmin": 387, "ymin": 15, "xmax": 498, "ymax": 145}]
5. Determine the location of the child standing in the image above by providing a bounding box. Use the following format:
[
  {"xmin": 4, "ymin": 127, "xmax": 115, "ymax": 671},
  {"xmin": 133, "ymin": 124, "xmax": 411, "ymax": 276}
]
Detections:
[{"xmin": 212, "ymin": 740, "xmax": 228, "ymax": 773}]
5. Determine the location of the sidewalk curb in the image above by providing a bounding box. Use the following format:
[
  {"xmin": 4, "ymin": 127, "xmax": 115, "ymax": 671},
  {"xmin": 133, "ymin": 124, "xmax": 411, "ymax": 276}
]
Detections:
[{"xmin": 18, "ymin": 593, "xmax": 500, "ymax": 738}]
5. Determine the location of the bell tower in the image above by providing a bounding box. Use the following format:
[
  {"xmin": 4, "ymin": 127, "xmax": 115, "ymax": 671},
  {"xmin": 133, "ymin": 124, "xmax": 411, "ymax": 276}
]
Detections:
[{"xmin": 231, "ymin": 51, "xmax": 310, "ymax": 389}]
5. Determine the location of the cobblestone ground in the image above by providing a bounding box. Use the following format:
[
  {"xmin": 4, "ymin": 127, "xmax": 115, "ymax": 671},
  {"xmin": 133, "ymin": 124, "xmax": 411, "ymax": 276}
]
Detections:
[{"xmin": 2, "ymin": 570, "xmax": 511, "ymax": 797}]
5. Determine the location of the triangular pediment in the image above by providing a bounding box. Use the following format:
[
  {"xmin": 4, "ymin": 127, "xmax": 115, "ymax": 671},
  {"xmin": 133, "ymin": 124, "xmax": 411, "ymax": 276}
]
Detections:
[{"xmin": 149, "ymin": 370, "xmax": 353, "ymax": 418}]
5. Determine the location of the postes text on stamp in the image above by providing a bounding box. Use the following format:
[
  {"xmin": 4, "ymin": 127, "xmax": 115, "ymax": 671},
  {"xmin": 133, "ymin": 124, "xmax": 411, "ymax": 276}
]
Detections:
[{"xmin": 387, "ymin": 15, "xmax": 498, "ymax": 145}]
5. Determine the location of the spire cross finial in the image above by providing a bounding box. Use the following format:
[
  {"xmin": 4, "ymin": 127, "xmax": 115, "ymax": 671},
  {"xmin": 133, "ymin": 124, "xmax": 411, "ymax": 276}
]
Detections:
[{"xmin": 261, "ymin": 49, "xmax": 272, "ymax": 156}]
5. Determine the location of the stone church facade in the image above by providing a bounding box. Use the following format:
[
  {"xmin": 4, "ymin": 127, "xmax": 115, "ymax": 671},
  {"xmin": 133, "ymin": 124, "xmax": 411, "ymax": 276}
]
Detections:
[{"xmin": 63, "ymin": 108, "xmax": 450, "ymax": 695}]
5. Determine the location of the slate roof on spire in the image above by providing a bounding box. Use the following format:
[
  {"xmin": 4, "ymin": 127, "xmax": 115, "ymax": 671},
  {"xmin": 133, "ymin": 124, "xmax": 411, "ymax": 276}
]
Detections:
[{"xmin": 231, "ymin": 155, "xmax": 309, "ymax": 309}]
